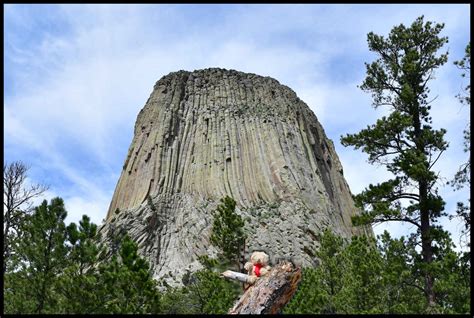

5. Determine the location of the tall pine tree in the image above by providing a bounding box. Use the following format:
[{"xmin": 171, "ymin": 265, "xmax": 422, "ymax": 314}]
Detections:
[
  {"xmin": 210, "ymin": 196, "xmax": 247, "ymax": 271},
  {"xmin": 341, "ymin": 16, "xmax": 449, "ymax": 310}
]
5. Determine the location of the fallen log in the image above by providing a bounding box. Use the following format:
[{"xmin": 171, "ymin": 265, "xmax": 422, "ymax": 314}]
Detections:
[{"xmin": 226, "ymin": 260, "xmax": 301, "ymax": 314}]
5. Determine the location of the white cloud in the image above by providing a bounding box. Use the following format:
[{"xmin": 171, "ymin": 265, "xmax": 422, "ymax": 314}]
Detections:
[
  {"xmin": 27, "ymin": 187, "xmax": 108, "ymax": 226},
  {"xmin": 4, "ymin": 4, "xmax": 470, "ymax": 245},
  {"xmin": 64, "ymin": 195, "xmax": 111, "ymax": 226}
]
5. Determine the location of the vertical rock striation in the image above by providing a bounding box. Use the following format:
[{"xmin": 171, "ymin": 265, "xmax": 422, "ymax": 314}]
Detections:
[{"xmin": 99, "ymin": 68, "xmax": 372, "ymax": 287}]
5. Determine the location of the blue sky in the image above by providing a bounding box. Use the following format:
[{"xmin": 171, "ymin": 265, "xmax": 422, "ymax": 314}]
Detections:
[{"xmin": 4, "ymin": 4, "xmax": 470, "ymax": 249}]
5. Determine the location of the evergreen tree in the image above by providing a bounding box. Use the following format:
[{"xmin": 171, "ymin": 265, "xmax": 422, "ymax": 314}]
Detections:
[
  {"xmin": 210, "ymin": 196, "xmax": 247, "ymax": 271},
  {"xmin": 159, "ymin": 267, "xmax": 239, "ymax": 314},
  {"xmin": 159, "ymin": 286, "xmax": 197, "ymax": 314},
  {"xmin": 4, "ymin": 270, "xmax": 36, "ymax": 313},
  {"xmin": 4, "ymin": 196, "xmax": 163, "ymax": 314},
  {"xmin": 430, "ymin": 229, "xmax": 470, "ymax": 313},
  {"xmin": 56, "ymin": 215, "xmax": 104, "ymax": 313},
  {"xmin": 376, "ymin": 231, "xmax": 425, "ymax": 313},
  {"xmin": 284, "ymin": 230, "xmax": 468, "ymax": 314},
  {"xmin": 285, "ymin": 231, "xmax": 388, "ymax": 314},
  {"xmin": 4, "ymin": 198, "xmax": 68, "ymax": 313},
  {"xmin": 284, "ymin": 230, "xmax": 424, "ymax": 314},
  {"xmin": 66, "ymin": 215, "xmax": 101, "ymax": 274},
  {"xmin": 283, "ymin": 230, "xmax": 353, "ymax": 314},
  {"xmin": 183, "ymin": 269, "xmax": 239, "ymax": 314},
  {"xmin": 341, "ymin": 16, "xmax": 449, "ymax": 310},
  {"xmin": 94, "ymin": 234, "xmax": 161, "ymax": 314},
  {"xmin": 343, "ymin": 235, "xmax": 385, "ymax": 313}
]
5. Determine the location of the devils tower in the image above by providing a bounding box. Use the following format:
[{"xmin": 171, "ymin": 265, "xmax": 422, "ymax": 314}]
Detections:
[{"xmin": 99, "ymin": 68, "xmax": 372, "ymax": 287}]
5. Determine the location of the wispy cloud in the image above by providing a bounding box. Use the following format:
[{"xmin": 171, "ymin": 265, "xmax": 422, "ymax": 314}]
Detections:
[{"xmin": 4, "ymin": 4, "xmax": 470, "ymax": 247}]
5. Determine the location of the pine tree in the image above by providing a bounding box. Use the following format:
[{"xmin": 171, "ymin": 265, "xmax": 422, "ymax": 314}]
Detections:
[
  {"xmin": 4, "ymin": 195, "xmax": 164, "ymax": 314},
  {"xmin": 159, "ymin": 286, "xmax": 195, "ymax": 314},
  {"xmin": 283, "ymin": 230, "xmax": 353, "ymax": 314},
  {"xmin": 184, "ymin": 269, "xmax": 240, "ymax": 314},
  {"xmin": 430, "ymin": 229, "xmax": 470, "ymax": 313},
  {"xmin": 376, "ymin": 231, "xmax": 425, "ymax": 313},
  {"xmin": 283, "ymin": 229, "xmax": 468, "ymax": 314},
  {"xmin": 57, "ymin": 215, "xmax": 104, "ymax": 313},
  {"xmin": 94, "ymin": 234, "xmax": 161, "ymax": 314},
  {"xmin": 4, "ymin": 198, "xmax": 69, "ymax": 313},
  {"xmin": 209, "ymin": 196, "xmax": 246, "ymax": 271},
  {"xmin": 343, "ymin": 235, "xmax": 385, "ymax": 313},
  {"xmin": 341, "ymin": 16, "xmax": 449, "ymax": 310}
]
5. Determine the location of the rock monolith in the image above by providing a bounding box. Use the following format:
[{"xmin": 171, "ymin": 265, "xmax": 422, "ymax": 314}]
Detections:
[{"xmin": 99, "ymin": 68, "xmax": 372, "ymax": 287}]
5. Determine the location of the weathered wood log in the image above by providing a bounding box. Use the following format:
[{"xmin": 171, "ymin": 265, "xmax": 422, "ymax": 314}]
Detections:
[
  {"xmin": 221, "ymin": 270, "xmax": 252, "ymax": 283},
  {"xmin": 228, "ymin": 261, "xmax": 301, "ymax": 314}
]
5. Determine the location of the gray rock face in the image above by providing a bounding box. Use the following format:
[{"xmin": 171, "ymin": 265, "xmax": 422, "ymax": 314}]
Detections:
[{"xmin": 99, "ymin": 68, "xmax": 372, "ymax": 287}]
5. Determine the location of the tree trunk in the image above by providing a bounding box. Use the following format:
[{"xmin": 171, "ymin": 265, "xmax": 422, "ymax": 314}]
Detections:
[
  {"xmin": 414, "ymin": 106, "xmax": 435, "ymax": 309},
  {"xmin": 419, "ymin": 180, "xmax": 436, "ymax": 309},
  {"xmin": 227, "ymin": 261, "xmax": 301, "ymax": 314},
  {"xmin": 412, "ymin": 99, "xmax": 436, "ymax": 310},
  {"xmin": 3, "ymin": 214, "xmax": 11, "ymax": 273}
]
